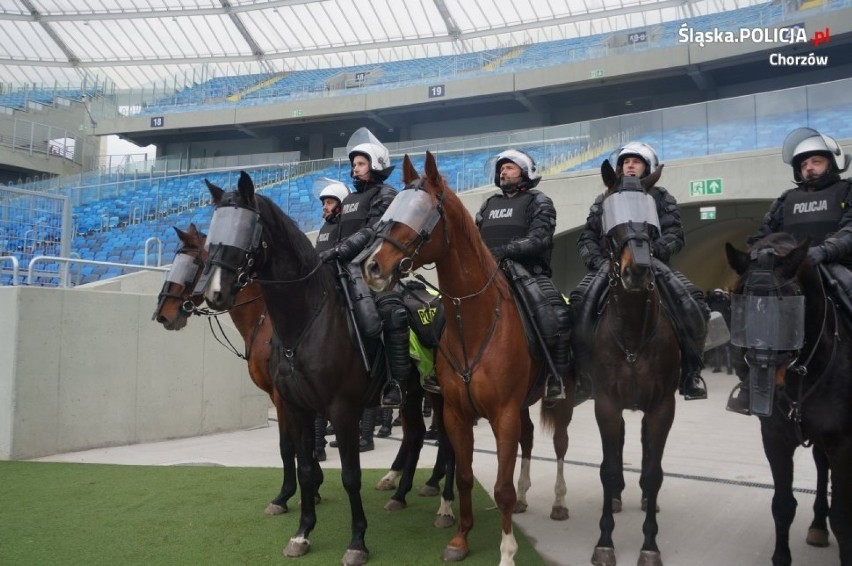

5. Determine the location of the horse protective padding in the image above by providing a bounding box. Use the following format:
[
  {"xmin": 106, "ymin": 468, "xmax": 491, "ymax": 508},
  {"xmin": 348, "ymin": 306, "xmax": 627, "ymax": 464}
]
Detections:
[
  {"xmin": 400, "ymin": 280, "xmax": 445, "ymax": 349},
  {"xmin": 345, "ymin": 263, "xmax": 383, "ymax": 338},
  {"xmin": 569, "ymin": 264, "xmax": 610, "ymax": 366},
  {"xmin": 704, "ymin": 311, "xmax": 731, "ymax": 352}
]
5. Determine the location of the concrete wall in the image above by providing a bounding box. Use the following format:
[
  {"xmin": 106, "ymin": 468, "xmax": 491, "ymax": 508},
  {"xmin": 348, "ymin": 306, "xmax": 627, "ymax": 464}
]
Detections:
[{"xmin": 0, "ymin": 284, "xmax": 270, "ymax": 460}]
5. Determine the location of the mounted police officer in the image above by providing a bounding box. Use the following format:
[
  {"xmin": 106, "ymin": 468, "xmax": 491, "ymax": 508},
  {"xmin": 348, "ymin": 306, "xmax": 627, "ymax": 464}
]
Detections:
[
  {"xmin": 572, "ymin": 141, "xmax": 709, "ymax": 400},
  {"xmin": 317, "ymin": 127, "xmax": 412, "ymax": 410},
  {"xmin": 475, "ymin": 148, "xmax": 569, "ymax": 404},
  {"xmin": 727, "ymin": 127, "xmax": 852, "ymax": 414}
]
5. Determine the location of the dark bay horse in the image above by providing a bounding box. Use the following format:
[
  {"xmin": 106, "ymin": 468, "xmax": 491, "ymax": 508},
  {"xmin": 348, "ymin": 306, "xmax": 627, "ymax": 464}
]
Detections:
[
  {"xmin": 153, "ymin": 222, "xmax": 316, "ymax": 515},
  {"xmin": 726, "ymin": 233, "xmax": 852, "ymax": 566},
  {"xmin": 361, "ymin": 152, "xmax": 573, "ymax": 565},
  {"xmin": 584, "ymin": 161, "xmax": 681, "ymax": 566}
]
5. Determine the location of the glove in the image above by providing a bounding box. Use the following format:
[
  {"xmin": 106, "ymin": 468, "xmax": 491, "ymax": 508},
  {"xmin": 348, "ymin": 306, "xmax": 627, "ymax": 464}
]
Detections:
[
  {"xmin": 807, "ymin": 245, "xmax": 827, "ymax": 265},
  {"xmin": 490, "ymin": 245, "xmax": 508, "ymax": 261},
  {"xmin": 590, "ymin": 257, "xmax": 606, "ymax": 271},
  {"xmin": 652, "ymin": 240, "xmax": 670, "ymax": 262},
  {"xmin": 318, "ymin": 247, "xmax": 338, "ymax": 264}
]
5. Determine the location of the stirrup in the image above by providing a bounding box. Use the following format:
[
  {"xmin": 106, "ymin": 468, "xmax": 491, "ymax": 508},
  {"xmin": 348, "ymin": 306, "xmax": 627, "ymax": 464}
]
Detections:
[
  {"xmin": 381, "ymin": 382, "xmax": 405, "ymax": 408},
  {"xmin": 680, "ymin": 373, "xmax": 707, "ymax": 400},
  {"xmin": 725, "ymin": 382, "xmax": 751, "ymax": 416},
  {"xmin": 543, "ymin": 378, "xmax": 567, "ymax": 407},
  {"xmin": 422, "ymin": 375, "xmax": 441, "ymax": 395}
]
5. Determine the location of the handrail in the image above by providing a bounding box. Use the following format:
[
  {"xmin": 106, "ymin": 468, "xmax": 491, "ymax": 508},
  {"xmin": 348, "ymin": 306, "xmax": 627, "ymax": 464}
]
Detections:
[
  {"xmin": 0, "ymin": 255, "xmax": 20, "ymax": 285},
  {"xmin": 144, "ymin": 237, "xmax": 163, "ymax": 267},
  {"xmin": 27, "ymin": 255, "xmax": 168, "ymax": 288}
]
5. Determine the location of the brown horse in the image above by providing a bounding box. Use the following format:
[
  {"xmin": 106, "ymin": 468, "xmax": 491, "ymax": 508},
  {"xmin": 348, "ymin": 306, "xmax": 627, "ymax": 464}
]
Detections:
[
  {"xmin": 583, "ymin": 161, "xmax": 681, "ymax": 566},
  {"xmin": 361, "ymin": 152, "xmax": 572, "ymax": 565},
  {"xmin": 153, "ymin": 222, "xmax": 318, "ymax": 515}
]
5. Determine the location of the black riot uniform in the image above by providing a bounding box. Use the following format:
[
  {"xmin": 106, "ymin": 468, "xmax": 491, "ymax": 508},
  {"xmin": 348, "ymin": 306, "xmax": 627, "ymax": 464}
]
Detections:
[
  {"xmin": 317, "ymin": 127, "xmax": 411, "ymax": 412},
  {"xmin": 570, "ymin": 141, "xmax": 709, "ymax": 401},
  {"xmin": 728, "ymin": 127, "xmax": 852, "ymax": 414},
  {"xmin": 476, "ymin": 148, "xmax": 569, "ymax": 404}
]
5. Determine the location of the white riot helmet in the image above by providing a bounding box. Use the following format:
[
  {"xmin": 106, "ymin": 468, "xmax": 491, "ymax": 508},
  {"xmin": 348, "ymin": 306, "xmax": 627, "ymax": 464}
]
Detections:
[
  {"xmin": 313, "ymin": 177, "xmax": 350, "ymax": 204},
  {"xmin": 612, "ymin": 141, "xmax": 659, "ymax": 177},
  {"xmin": 492, "ymin": 148, "xmax": 541, "ymax": 190},
  {"xmin": 347, "ymin": 127, "xmax": 392, "ymax": 179},
  {"xmin": 782, "ymin": 127, "xmax": 850, "ymax": 183}
]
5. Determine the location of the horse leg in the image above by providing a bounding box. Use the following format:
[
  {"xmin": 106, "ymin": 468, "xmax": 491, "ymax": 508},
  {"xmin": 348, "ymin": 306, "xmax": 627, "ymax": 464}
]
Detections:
[
  {"xmin": 428, "ymin": 398, "xmax": 457, "ymax": 529},
  {"xmin": 760, "ymin": 416, "xmax": 798, "ymax": 566},
  {"xmin": 490, "ymin": 411, "xmax": 523, "ymax": 566},
  {"xmin": 806, "ymin": 445, "xmax": 830, "ymax": 547},
  {"xmin": 386, "ymin": 387, "xmax": 427, "ymax": 511},
  {"xmin": 283, "ymin": 408, "xmax": 319, "ymax": 559},
  {"xmin": 827, "ymin": 439, "xmax": 852, "ymax": 565},
  {"xmin": 441, "ymin": 407, "xmax": 476, "ymax": 563},
  {"xmin": 543, "ymin": 399, "xmax": 572, "ymax": 521},
  {"xmin": 593, "ymin": 398, "xmax": 623, "ymax": 566},
  {"xmin": 514, "ymin": 408, "xmax": 534, "ymax": 514},
  {"xmin": 267, "ymin": 402, "xmax": 296, "ymax": 515},
  {"xmin": 636, "ymin": 399, "xmax": 675, "ymax": 566},
  {"xmin": 611, "ymin": 416, "xmax": 626, "ymax": 514},
  {"xmin": 333, "ymin": 408, "xmax": 370, "ymax": 566}
]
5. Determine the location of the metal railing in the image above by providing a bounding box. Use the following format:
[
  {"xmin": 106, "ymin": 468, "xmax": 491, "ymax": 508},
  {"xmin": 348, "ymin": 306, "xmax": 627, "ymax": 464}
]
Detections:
[{"xmin": 26, "ymin": 255, "xmax": 168, "ymax": 288}]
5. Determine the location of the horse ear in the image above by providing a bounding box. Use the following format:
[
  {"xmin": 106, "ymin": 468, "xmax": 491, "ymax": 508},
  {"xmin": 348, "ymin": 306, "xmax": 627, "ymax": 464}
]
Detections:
[
  {"xmin": 601, "ymin": 160, "xmax": 617, "ymax": 190},
  {"xmin": 174, "ymin": 226, "xmax": 188, "ymax": 243},
  {"xmin": 424, "ymin": 151, "xmax": 439, "ymax": 183},
  {"xmin": 237, "ymin": 171, "xmax": 256, "ymax": 205},
  {"xmin": 403, "ymin": 154, "xmax": 418, "ymax": 185},
  {"xmin": 642, "ymin": 164, "xmax": 663, "ymax": 190},
  {"xmin": 781, "ymin": 238, "xmax": 810, "ymax": 279},
  {"xmin": 725, "ymin": 242, "xmax": 750, "ymax": 275},
  {"xmin": 188, "ymin": 222, "xmax": 199, "ymax": 235},
  {"xmin": 205, "ymin": 179, "xmax": 224, "ymax": 204}
]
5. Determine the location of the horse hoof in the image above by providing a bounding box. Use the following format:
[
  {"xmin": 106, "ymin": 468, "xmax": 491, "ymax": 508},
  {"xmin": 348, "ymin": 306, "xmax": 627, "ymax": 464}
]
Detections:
[
  {"xmin": 591, "ymin": 546, "xmax": 616, "ymax": 566},
  {"xmin": 434, "ymin": 514, "xmax": 455, "ymax": 529},
  {"xmin": 341, "ymin": 548, "xmax": 369, "ymax": 566},
  {"xmin": 640, "ymin": 498, "xmax": 660, "ymax": 512},
  {"xmin": 384, "ymin": 499, "xmax": 406, "ymax": 512},
  {"xmin": 612, "ymin": 499, "xmax": 622, "ymax": 513},
  {"xmin": 283, "ymin": 538, "xmax": 310, "ymax": 557},
  {"xmin": 550, "ymin": 505, "xmax": 569, "ymax": 521},
  {"xmin": 375, "ymin": 478, "xmax": 396, "ymax": 491},
  {"xmin": 442, "ymin": 545, "xmax": 469, "ymax": 562},
  {"xmin": 806, "ymin": 527, "xmax": 830, "ymax": 547},
  {"xmin": 513, "ymin": 501, "xmax": 528, "ymax": 514},
  {"xmin": 419, "ymin": 485, "xmax": 440, "ymax": 497},
  {"xmin": 637, "ymin": 549, "xmax": 662, "ymax": 566},
  {"xmin": 265, "ymin": 503, "xmax": 286, "ymax": 515}
]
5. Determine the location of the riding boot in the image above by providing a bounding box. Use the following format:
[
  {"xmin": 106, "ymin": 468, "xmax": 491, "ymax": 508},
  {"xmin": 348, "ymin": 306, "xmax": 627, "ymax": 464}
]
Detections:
[
  {"xmin": 422, "ymin": 396, "xmax": 432, "ymax": 418},
  {"xmin": 422, "ymin": 373, "xmax": 440, "ymax": 394},
  {"xmin": 377, "ymin": 293, "xmax": 410, "ymax": 408},
  {"xmin": 726, "ymin": 353, "xmax": 751, "ymax": 415},
  {"xmin": 376, "ymin": 408, "xmax": 392, "ymax": 438},
  {"xmin": 314, "ymin": 415, "xmax": 327, "ymax": 462},
  {"xmin": 544, "ymin": 329, "xmax": 569, "ymax": 405},
  {"xmin": 359, "ymin": 407, "xmax": 376, "ymax": 452},
  {"xmin": 680, "ymin": 357, "xmax": 707, "ymax": 400}
]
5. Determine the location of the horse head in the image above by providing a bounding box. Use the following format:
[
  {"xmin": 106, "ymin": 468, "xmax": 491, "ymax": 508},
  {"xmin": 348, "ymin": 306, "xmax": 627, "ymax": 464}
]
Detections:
[
  {"xmin": 153, "ymin": 223, "xmax": 206, "ymax": 330},
  {"xmin": 600, "ymin": 159, "xmax": 663, "ymax": 292},
  {"xmin": 363, "ymin": 151, "xmax": 448, "ymax": 292},
  {"xmin": 194, "ymin": 171, "xmax": 265, "ymax": 310},
  {"xmin": 725, "ymin": 233, "xmax": 810, "ymax": 416}
]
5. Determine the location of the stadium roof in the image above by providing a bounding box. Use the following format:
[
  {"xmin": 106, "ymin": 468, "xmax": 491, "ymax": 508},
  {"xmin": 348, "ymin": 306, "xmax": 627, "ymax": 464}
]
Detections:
[{"xmin": 0, "ymin": 0, "xmax": 771, "ymax": 91}]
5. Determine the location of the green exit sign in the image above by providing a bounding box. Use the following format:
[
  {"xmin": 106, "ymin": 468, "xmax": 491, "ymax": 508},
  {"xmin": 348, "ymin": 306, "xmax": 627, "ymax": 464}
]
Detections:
[
  {"xmin": 292, "ymin": 109, "xmax": 304, "ymax": 117},
  {"xmin": 700, "ymin": 206, "xmax": 717, "ymax": 220},
  {"xmin": 590, "ymin": 69, "xmax": 604, "ymax": 78},
  {"xmin": 689, "ymin": 178, "xmax": 723, "ymax": 197}
]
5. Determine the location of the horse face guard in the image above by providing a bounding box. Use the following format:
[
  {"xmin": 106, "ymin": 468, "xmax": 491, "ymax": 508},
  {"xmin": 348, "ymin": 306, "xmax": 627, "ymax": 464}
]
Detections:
[
  {"xmin": 601, "ymin": 179, "xmax": 660, "ymax": 290},
  {"xmin": 193, "ymin": 202, "xmax": 263, "ymax": 298},
  {"xmin": 370, "ymin": 181, "xmax": 445, "ymax": 276},
  {"xmin": 153, "ymin": 246, "xmax": 204, "ymax": 319},
  {"xmin": 731, "ymin": 247, "xmax": 806, "ymax": 417}
]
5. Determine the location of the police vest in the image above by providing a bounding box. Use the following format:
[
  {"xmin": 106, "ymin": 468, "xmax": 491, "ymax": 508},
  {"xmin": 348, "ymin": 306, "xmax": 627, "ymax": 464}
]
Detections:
[
  {"xmin": 401, "ymin": 283, "xmax": 444, "ymax": 349},
  {"xmin": 782, "ymin": 181, "xmax": 849, "ymax": 245},
  {"xmin": 314, "ymin": 219, "xmax": 341, "ymax": 253},
  {"xmin": 478, "ymin": 192, "xmax": 535, "ymax": 248},
  {"xmin": 338, "ymin": 185, "xmax": 381, "ymax": 240}
]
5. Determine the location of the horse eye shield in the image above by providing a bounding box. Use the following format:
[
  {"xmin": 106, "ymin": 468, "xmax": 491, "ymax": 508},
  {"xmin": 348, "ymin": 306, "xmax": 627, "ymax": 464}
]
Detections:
[
  {"xmin": 730, "ymin": 293, "xmax": 805, "ymax": 350},
  {"xmin": 163, "ymin": 252, "xmax": 200, "ymax": 286},
  {"xmin": 204, "ymin": 206, "xmax": 262, "ymax": 253},
  {"xmin": 378, "ymin": 188, "xmax": 441, "ymax": 236}
]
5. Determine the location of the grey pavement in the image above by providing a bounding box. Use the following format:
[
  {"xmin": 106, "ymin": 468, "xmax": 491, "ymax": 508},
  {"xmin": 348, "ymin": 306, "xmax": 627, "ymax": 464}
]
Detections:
[{"xmin": 34, "ymin": 372, "xmax": 838, "ymax": 566}]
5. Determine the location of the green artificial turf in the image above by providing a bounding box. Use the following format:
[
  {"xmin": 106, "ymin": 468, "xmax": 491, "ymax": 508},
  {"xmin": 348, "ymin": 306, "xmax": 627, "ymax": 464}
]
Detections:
[{"xmin": 0, "ymin": 461, "xmax": 544, "ymax": 565}]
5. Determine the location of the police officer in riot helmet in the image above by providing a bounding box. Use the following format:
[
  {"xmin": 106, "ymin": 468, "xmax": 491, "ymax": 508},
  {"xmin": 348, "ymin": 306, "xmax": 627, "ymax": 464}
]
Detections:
[
  {"xmin": 314, "ymin": 177, "xmax": 350, "ymax": 255},
  {"xmin": 475, "ymin": 148, "xmax": 568, "ymax": 404},
  {"xmin": 573, "ymin": 141, "xmax": 709, "ymax": 400},
  {"xmin": 727, "ymin": 127, "xmax": 852, "ymax": 414},
  {"xmin": 317, "ymin": 127, "xmax": 412, "ymax": 410}
]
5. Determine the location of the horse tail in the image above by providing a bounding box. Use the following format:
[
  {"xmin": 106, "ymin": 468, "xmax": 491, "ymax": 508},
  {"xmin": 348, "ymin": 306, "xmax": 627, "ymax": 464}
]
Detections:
[{"xmin": 538, "ymin": 400, "xmax": 569, "ymax": 435}]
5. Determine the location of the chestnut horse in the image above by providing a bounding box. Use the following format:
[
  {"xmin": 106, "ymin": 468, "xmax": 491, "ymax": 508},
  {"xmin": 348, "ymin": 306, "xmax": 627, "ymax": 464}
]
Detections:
[
  {"xmin": 153, "ymin": 223, "xmax": 319, "ymax": 515},
  {"xmin": 361, "ymin": 152, "xmax": 573, "ymax": 565},
  {"xmin": 726, "ymin": 233, "xmax": 852, "ymax": 566},
  {"xmin": 584, "ymin": 161, "xmax": 681, "ymax": 566}
]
